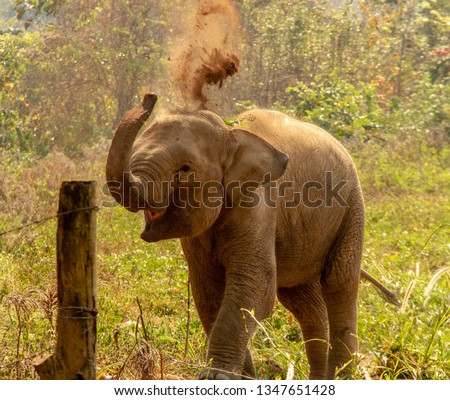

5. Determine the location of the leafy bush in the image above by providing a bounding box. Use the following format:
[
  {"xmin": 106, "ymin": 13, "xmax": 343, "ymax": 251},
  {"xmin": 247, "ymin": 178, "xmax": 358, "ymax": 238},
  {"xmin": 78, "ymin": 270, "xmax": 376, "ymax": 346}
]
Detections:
[
  {"xmin": 281, "ymin": 80, "xmax": 382, "ymax": 138},
  {"xmin": 0, "ymin": 31, "xmax": 39, "ymax": 154},
  {"xmin": 387, "ymin": 77, "xmax": 450, "ymax": 144}
]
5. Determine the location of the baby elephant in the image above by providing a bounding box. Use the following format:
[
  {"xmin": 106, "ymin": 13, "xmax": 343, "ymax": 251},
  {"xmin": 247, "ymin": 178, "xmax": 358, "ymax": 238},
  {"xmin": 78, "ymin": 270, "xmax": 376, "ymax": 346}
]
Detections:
[{"xmin": 106, "ymin": 93, "xmax": 365, "ymax": 379}]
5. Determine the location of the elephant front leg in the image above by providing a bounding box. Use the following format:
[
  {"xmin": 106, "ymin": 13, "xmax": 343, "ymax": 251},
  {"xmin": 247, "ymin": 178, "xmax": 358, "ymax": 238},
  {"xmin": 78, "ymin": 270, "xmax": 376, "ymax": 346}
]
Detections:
[
  {"xmin": 199, "ymin": 347, "xmax": 255, "ymax": 380},
  {"xmin": 202, "ymin": 263, "xmax": 277, "ymax": 380},
  {"xmin": 183, "ymin": 238, "xmax": 261, "ymax": 380}
]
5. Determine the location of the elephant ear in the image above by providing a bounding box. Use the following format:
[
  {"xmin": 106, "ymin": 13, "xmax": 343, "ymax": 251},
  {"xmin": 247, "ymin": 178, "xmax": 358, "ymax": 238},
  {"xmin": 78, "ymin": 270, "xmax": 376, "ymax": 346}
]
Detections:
[{"xmin": 223, "ymin": 128, "xmax": 288, "ymax": 203}]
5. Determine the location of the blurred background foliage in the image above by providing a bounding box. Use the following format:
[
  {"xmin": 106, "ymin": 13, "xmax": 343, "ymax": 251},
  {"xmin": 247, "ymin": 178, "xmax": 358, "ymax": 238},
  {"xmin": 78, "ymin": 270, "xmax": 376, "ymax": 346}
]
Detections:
[{"xmin": 0, "ymin": 0, "xmax": 448, "ymax": 156}]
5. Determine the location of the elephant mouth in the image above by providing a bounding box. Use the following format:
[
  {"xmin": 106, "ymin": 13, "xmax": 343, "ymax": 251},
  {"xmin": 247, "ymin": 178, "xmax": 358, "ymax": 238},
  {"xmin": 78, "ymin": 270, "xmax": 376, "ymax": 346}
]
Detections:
[
  {"xmin": 140, "ymin": 206, "xmax": 170, "ymax": 242},
  {"xmin": 145, "ymin": 208, "xmax": 164, "ymax": 222}
]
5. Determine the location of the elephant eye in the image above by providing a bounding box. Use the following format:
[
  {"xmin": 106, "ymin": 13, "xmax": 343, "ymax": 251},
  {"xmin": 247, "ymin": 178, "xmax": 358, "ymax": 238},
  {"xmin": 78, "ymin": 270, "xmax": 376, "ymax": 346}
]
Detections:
[
  {"xmin": 175, "ymin": 164, "xmax": 192, "ymax": 182},
  {"xmin": 176, "ymin": 164, "xmax": 191, "ymax": 173}
]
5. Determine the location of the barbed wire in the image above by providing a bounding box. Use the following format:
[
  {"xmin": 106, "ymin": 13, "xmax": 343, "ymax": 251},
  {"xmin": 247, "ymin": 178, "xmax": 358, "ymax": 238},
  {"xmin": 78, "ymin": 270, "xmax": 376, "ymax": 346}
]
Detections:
[{"xmin": 0, "ymin": 206, "xmax": 101, "ymax": 237}]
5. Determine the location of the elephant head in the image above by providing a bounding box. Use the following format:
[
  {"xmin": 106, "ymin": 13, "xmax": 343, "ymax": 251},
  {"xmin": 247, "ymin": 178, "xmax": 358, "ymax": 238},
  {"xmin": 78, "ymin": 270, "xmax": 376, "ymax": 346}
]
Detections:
[{"xmin": 105, "ymin": 93, "xmax": 288, "ymax": 242}]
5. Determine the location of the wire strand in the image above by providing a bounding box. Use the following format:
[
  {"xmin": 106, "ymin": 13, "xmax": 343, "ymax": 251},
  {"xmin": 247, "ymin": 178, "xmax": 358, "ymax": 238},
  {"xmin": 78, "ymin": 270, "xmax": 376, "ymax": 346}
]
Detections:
[{"xmin": 0, "ymin": 206, "xmax": 100, "ymax": 237}]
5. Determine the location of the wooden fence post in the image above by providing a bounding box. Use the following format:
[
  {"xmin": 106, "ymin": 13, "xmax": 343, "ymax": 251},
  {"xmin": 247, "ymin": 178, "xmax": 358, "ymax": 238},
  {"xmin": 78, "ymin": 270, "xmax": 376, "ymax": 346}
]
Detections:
[{"xmin": 35, "ymin": 181, "xmax": 97, "ymax": 379}]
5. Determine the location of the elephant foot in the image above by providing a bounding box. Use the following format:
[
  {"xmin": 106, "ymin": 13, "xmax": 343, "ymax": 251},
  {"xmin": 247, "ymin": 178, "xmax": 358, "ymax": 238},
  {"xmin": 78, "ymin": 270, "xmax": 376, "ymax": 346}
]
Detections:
[{"xmin": 199, "ymin": 370, "xmax": 230, "ymax": 380}]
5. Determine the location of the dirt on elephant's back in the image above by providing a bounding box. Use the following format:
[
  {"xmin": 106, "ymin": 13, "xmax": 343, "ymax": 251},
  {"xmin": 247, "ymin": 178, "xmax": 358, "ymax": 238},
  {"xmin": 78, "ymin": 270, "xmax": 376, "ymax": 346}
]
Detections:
[{"xmin": 170, "ymin": 0, "xmax": 241, "ymax": 109}]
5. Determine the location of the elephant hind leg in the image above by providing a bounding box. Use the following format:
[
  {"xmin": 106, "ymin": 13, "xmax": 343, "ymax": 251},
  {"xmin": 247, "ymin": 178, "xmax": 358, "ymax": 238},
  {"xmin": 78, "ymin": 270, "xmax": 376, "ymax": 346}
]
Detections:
[
  {"xmin": 321, "ymin": 205, "xmax": 364, "ymax": 379},
  {"xmin": 321, "ymin": 281, "xmax": 359, "ymax": 379},
  {"xmin": 278, "ymin": 279, "xmax": 329, "ymax": 380}
]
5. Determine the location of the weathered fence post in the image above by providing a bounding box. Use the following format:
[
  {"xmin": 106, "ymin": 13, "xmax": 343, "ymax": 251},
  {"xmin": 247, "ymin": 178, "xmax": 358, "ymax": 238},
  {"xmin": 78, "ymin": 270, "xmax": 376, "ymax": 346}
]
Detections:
[{"xmin": 35, "ymin": 181, "xmax": 97, "ymax": 379}]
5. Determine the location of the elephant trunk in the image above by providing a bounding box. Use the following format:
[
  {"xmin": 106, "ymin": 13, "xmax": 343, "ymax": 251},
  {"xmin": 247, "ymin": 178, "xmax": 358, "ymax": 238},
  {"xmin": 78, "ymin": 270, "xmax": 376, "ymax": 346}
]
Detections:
[{"xmin": 105, "ymin": 93, "xmax": 158, "ymax": 212}]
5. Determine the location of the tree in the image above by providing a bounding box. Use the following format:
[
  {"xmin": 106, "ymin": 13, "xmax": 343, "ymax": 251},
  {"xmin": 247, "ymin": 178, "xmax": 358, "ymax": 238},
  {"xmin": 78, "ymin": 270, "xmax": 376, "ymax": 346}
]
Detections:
[
  {"xmin": 0, "ymin": 31, "xmax": 39, "ymax": 153},
  {"xmin": 231, "ymin": 0, "xmax": 377, "ymax": 107},
  {"xmin": 8, "ymin": 0, "xmax": 170, "ymax": 154}
]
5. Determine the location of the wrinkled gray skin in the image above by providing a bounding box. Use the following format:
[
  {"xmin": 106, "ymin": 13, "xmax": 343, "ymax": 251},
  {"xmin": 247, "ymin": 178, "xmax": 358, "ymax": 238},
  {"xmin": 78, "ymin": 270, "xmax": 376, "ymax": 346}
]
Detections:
[{"xmin": 106, "ymin": 93, "xmax": 365, "ymax": 380}]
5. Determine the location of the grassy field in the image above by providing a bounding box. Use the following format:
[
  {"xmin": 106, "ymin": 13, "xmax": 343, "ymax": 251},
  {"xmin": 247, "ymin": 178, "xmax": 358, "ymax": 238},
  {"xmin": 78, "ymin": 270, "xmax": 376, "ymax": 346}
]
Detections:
[{"xmin": 0, "ymin": 134, "xmax": 448, "ymax": 380}]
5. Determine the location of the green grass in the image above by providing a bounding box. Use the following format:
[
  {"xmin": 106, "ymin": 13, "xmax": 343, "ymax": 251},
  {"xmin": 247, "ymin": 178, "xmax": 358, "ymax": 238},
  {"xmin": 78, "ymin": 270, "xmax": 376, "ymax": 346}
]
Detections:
[
  {"xmin": 0, "ymin": 135, "xmax": 449, "ymax": 380},
  {"xmin": 354, "ymin": 137, "xmax": 450, "ymax": 380}
]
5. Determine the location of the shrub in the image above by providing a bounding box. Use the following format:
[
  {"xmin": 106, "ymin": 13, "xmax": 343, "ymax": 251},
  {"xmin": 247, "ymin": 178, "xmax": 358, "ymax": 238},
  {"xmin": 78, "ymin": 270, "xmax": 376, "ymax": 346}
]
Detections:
[{"xmin": 281, "ymin": 79, "xmax": 382, "ymax": 138}]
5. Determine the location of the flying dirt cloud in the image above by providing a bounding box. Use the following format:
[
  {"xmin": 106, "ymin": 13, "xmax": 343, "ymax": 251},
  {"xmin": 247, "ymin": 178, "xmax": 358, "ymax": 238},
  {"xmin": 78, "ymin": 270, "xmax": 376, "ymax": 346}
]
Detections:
[{"xmin": 170, "ymin": 0, "xmax": 242, "ymax": 109}]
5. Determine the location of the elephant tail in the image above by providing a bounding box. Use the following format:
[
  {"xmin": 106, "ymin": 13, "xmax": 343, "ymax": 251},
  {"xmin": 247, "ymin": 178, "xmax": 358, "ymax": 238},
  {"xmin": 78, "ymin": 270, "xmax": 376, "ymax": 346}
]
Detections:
[{"xmin": 360, "ymin": 269, "xmax": 400, "ymax": 306}]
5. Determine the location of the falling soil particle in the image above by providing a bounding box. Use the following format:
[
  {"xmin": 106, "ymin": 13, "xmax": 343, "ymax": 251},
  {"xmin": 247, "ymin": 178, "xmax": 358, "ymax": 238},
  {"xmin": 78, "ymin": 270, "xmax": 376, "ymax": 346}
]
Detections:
[
  {"xmin": 170, "ymin": 0, "xmax": 242, "ymax": 109},
  {"xmin": 192, "ymin": 48, "xmax": 240, "ymax": 108}
]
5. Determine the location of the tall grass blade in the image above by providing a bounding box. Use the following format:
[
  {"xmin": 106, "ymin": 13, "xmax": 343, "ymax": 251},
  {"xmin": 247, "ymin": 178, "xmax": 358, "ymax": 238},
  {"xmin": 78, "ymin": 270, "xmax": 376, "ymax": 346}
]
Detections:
[
  {"xmin": 400, "ymin": 279, "xmax": 416, "ymax": 313},
  {"xmin": 286, "ymin": 357, "xmax": 294, "ymax": 380},
  {"xmin": 424, "ymin": 267, "xmax": 450, "ymax": 297}
]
